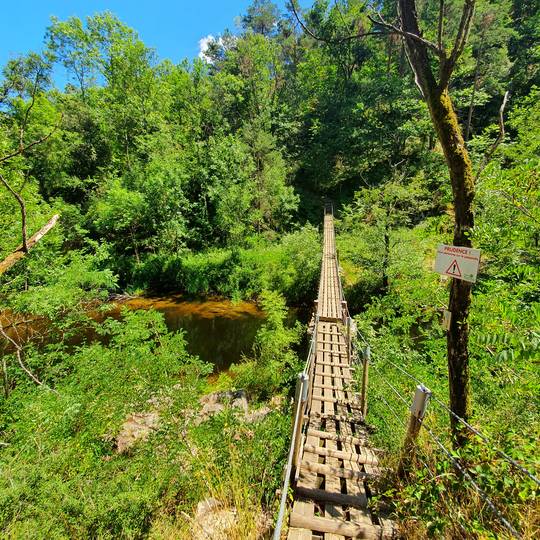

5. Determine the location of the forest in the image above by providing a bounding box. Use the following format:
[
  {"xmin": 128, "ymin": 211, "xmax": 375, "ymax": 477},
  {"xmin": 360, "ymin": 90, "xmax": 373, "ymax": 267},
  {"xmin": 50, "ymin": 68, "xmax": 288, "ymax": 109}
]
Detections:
[{"xmin": 0, "ymin": 0, "xmax": 538, "ymax": 538}]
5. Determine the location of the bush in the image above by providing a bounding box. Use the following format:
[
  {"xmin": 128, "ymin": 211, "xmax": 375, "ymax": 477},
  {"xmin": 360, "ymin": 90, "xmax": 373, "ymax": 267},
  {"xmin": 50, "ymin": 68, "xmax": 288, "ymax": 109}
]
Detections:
[{"xmin": 230, "ymin": 290, "xmax": 303, "ymax": 401}]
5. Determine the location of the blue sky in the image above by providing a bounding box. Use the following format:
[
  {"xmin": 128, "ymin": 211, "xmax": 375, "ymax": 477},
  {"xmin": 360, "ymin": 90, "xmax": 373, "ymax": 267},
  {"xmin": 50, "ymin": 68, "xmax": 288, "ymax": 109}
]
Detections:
[{"xmin": 0, "ymin": 0, "xmax": 291, "ymax": 72}]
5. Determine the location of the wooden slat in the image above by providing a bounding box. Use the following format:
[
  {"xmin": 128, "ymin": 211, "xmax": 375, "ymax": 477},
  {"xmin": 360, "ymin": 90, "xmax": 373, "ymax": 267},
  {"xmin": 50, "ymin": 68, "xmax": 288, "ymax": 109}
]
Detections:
[
  {"xmin": 295, "ymin": 486, "xmax": 368, "ymax": 508},
  {"xmin": 303, "ymin": 444, "xmax": 378, "ymax": 465},
  {"xmin": 301, "ymin": 461, "xmax": 378, "ymax": 481},
  {"xmin": 306, "ymin": 429, "xmax": 367, "ymax": 446},
  {"xmin": 290, "ymin": 511, "xmax": 382, "ymax": 539},
  {"xmin": 287, "ymin": 528, "xmax": 312, "ymax": 540}
]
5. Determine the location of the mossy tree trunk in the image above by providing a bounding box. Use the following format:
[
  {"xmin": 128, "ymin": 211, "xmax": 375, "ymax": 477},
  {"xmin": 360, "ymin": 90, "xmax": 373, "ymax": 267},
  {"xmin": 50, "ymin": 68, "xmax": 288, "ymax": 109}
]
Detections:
[{"xmin": 398, "ymin": 0, "xmax": 476, "ymax": 446}]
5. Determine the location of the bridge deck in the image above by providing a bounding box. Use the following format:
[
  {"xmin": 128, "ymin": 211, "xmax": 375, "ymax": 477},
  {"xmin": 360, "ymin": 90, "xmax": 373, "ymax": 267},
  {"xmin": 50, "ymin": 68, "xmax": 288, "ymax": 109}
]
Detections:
[
  {"xmin": 287, "ymin": 213, "xmax": 393, "ymax": 540},
  {"xmin": 317, "ymin": 214, "xmax": 342, "ymax": 321}
]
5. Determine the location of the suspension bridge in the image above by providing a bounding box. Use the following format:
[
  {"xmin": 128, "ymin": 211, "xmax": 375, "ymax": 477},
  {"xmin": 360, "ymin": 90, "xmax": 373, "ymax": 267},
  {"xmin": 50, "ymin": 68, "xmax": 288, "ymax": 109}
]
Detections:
[
  {"xmin": 274, "ymin": 206, "xmax": 395, "ymax": 539},
  {"xmin": 273, "ymin": 206, "xmax": 538, "ymax": 540}
]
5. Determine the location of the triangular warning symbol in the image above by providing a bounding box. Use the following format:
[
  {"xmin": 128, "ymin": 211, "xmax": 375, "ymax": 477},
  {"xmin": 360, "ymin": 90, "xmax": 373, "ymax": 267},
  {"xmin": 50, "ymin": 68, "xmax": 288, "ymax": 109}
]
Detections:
[{"xmin": 445, "ymin": 259, "xmax": 462, "ymax": 277}]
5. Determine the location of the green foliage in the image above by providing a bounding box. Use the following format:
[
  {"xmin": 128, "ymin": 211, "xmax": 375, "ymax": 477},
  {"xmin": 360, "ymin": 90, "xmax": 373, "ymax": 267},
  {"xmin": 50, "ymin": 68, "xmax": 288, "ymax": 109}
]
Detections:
[
  {"xmin": 231, "ymin": 289, "xmax": 302, "ymax": 400},
  {"xmin": 0, "ymin": 309, "xmax": 213, "ymax": 538},
  {"xmin": 130, "ymin": 225, "xmax": 320, "ymax": 303},
  {"xmin": 1, "ymin": 1, "xmax": 539, "ymax": 537}
]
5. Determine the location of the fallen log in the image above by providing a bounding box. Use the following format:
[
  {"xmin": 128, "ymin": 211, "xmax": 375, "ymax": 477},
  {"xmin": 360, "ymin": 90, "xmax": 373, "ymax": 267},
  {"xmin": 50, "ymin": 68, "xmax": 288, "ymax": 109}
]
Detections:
[{"xmin": 0, "ymin": 214, "xmax": 60, "ymax": 276}]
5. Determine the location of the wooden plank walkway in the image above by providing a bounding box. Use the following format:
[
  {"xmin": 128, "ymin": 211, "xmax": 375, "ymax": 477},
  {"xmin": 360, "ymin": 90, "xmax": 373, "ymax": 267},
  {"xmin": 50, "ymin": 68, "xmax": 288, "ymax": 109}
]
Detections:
[
  {"xmin": 287, "ymin": 211, "xmax": 394, "ymax": 540},
  {"xmin": 317, "ymin": 213, "xmax": 342, "ymax": 322}
]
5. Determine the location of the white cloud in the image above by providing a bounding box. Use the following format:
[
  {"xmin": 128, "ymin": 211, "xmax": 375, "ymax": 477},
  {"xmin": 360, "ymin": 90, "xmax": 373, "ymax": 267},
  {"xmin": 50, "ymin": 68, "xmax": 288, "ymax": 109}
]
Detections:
[{"xmin": 198, "ymin": 34, "xmax": 216, "ymax": 62}]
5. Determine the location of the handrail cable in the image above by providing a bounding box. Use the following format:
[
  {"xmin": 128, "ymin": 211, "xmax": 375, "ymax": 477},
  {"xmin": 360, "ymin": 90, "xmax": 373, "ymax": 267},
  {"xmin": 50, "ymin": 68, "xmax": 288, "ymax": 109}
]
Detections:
[
  {"xmin": 273, "ymin": 379, "xmax": 308, "ymax": 540},
  {"xmin": 422, "ymin": 423, "xmax": 521, "ymax": 539},
  {"xmin": 370, "ymin": 362, "xmax": 411, "ymax": 409},
  {"xmin": 371, "ymin": 360, "xmax": 524, "ymax": 537},
  {"xmin": 370, "ymin": 389, "xmax": 476, "ymax": 539},
  {"xmin": 273, "ymin": 313, "xmax": 318, "ymax": 539},
  {"xmin": 371, "ymin": 384, "xmax": 516, "ymax": 537},
  {"xmin": 428, "ymin": 394, "xmax": 540, "ymax": 486},
  {"xmin": 353, "ymin": 333, "xmax": 540, "ymax": 486}
]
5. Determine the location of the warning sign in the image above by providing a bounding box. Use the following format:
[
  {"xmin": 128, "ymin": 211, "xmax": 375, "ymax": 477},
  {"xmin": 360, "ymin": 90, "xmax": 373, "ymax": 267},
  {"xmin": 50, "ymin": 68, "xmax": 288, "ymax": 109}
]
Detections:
[
  {"xmin": 445, "ymin": 259, "xmax": 462, "ymax": 277},
  {"xmin": 434, "ymin": 244, "xmax": 481, "ymax": 283}
]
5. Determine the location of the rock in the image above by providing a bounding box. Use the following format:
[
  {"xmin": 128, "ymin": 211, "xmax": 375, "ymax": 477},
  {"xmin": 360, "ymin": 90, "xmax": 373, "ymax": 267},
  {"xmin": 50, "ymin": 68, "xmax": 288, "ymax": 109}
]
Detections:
[
  {"xmin": 196, "ymin": 497, "xmax": 221, "ymax": 515},
  {"xmin": 232, "ymin": 394, "xmax": 249, "ymax": 414},
  {"xmin": 201, "ymin": 402, "xmax": 225, "ymax": 416},
  {"xmin": 269, "ymin": 395, "xmax": 285, "ymax": 409},
  {"xmin": 196, "ymin": 390, "xmax": 249, "ymax": 425},
  {"xmin": 192, "ymin": 498, "xmax": 237, "ymax": 540},
  {"xmin": 256, "ymin": 510, "xmax": 274, "ymax": 538},
  {"xmin": 245, "ymin": 406, "xmax": 271, "ymax": 423},
  {"xmin": 116, "ymin": 411, "xmax": 160, "ymax": 453}
]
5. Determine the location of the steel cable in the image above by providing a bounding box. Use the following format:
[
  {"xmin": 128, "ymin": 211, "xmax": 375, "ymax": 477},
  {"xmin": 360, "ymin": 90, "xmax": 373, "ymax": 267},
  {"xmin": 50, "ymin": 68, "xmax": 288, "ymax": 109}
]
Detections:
[{"xmin": 356, "ymin": 336, "xmax": 540, "ymax": 486}]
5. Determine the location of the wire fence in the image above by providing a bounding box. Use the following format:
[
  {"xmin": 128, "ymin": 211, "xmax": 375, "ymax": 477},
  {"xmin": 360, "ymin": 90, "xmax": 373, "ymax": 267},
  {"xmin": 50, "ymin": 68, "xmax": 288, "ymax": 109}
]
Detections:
[{"xmin": 346, "ymin": 319, "xmax": 538, "ymax": 539}]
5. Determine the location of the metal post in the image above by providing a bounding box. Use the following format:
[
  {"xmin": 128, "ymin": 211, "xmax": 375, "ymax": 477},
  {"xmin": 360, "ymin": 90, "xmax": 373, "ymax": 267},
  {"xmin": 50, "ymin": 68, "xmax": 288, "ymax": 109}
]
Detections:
[
  {"xmin": 346, "ymin": 317, "xmax": 351, "ymax": 363},
  {"xmin": 292, "ymin": 373, "xmax": 309, "ymax": 471},
  {"xmin": 398, "ymin": 384, "xmax": 431, "ymax": 479},
  {"xmin": 360, "ymin": 346, "xmax": 370, "ymax": 418},
  {"xmin": 341, "ymin": 300, "xmax": 347, "ymax": 324}
]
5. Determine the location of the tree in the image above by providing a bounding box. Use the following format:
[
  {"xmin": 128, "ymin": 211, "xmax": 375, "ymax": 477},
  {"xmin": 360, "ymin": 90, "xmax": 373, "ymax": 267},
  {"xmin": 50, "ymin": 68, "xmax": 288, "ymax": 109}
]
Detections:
[
  {"xmin": 242, "ymin": 0, "xmax": 280, "ymax": 36},
  {"xmin": 46, "ymin": 16, "xmax": 100, "ymax": 98},
  {"xmin": 508, "ymin": 0, "xmax": 540, "ymax": 97},
  {"xmin": 461, "ymin": 0, "xmax": 513, "ymax": 141},
  {"xmin": 0, "ymin": 53, "xmax": 57, "ymax": 253},
  {"xmin": 394, "ymin": 0, "xmax": 478, "ymax": 446}
]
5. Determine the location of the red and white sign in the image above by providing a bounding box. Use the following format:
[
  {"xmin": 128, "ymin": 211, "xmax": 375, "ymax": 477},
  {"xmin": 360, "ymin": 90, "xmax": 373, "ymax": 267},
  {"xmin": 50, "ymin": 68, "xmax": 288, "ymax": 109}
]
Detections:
[{"xmin": 434, "ymin": 244, "xmax": 481, "ymax": 283}]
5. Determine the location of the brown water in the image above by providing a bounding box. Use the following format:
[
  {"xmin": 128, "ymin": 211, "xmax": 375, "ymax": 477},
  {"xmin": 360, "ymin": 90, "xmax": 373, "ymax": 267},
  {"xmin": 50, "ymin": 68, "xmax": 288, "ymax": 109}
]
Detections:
[
  {"xmin": 2, "ymin": 295, "xmax": 301, "ymax": 374},
  {"xmin": 115, "ymin": 295, "xmax": 266, "ymax": 372}
]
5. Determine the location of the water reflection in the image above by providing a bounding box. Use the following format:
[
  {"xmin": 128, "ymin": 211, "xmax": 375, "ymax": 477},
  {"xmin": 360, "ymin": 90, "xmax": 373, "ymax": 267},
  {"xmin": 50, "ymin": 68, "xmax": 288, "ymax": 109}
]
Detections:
[{"xmin": 119, "ymin": 295, "xmax": 266, "ymax": 372}]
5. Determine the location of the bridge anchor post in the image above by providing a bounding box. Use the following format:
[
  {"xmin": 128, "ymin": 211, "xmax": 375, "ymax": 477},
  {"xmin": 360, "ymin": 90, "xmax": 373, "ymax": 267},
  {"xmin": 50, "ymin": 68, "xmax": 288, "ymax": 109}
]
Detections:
[
  {"xmin": 398, "ymin": 384, "xmax": 431, "ymax": 479},
  {"xmin": 360, "ymin": 345, "xmax": 370, "ymax": 418}
]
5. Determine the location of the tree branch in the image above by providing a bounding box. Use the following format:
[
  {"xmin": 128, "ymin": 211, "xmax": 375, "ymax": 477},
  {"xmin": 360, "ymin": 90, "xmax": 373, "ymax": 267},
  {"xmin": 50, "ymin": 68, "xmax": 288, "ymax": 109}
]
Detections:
[
  {"xmin": 0, "ymin": 172, "xmax": 28, "ymax": 251},
  {"xmin": 0, "ymin": 322, "xmax": 58, "ymax": 393},
  {"xmin": 19, "ymin": 69, "xmax": 42, "ymax": 153},
  {"xmin": 437, "ymin": 0, "xmax": 445, "ymax": 52},
  {"xmin": 368, "ymin": 13, "xmax": 443, "ymax": 56},
  {"xmin": 290, "ymin": 1, "xmax": 386, "ymax": 44},
  {"xmin": 440, "ymin": 0, "xmax": 475, "ymax": 87},
  {"xmin": 0, "ymin": 115, "xmax": 62, "ymax": 164},
  {"xmin": 490, "ymin": 190, "xmax": 540, "ymax": 225},
  {"xmin": 474, "ymin": 90, "xmax": 510, "ymax": 183}
]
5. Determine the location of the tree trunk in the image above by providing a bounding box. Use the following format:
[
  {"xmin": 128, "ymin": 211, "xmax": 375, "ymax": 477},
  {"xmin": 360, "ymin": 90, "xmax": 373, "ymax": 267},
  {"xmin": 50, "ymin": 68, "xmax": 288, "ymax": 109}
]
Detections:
[
  {"xmin": 426, "ymin": 88, "xmax": 475, "ymax": 449},
  {"xmin": 398, "ymin": 0, "xmax": 476, "ymax": 447},
  {"xmin": 0, "ymin": 174, "xmax": 28, "ymax": 252}
]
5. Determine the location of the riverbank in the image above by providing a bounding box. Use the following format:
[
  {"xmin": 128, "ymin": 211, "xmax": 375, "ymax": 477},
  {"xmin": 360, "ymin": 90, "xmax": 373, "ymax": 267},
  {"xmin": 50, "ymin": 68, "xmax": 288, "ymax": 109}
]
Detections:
[{"xmin": 0, "ymin": 289, "xmax": 299, "ymax": 538}]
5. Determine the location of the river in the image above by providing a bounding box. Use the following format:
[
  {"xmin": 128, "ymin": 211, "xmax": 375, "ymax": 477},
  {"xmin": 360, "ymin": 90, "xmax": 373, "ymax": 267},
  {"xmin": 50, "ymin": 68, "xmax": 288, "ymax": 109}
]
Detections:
[
  {"xmin": 2, "ymin": 294, "xmax": 303, "ymax": 374},
  {"xmin": 113, "ymin": 295, "xmax": 267, "ymax": 372}
]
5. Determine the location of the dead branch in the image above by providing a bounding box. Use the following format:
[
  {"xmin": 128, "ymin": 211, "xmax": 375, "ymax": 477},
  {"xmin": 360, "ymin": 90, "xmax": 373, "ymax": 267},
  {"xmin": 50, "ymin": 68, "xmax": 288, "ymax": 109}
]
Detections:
[
  {"xmin": 475, "ymin": 90, "xmax": 510, "ymax": 183},
  {"xmin": 0, "ymin": 213, "xmax": 60, "ymax": 275}
]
